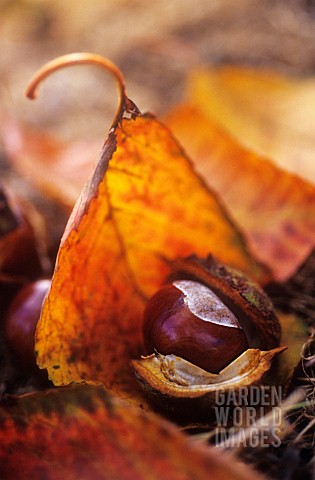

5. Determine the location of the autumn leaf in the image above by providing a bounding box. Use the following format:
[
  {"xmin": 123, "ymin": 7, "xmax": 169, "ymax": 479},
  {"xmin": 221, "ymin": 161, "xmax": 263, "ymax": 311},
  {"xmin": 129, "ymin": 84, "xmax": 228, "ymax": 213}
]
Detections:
[
  {"xmin": 25, "ymin": 54, "xmax": 268, "ymax": 401},
  {"xmin": 0, "ymin": 383, "xmax": 261, "ymax": 480},
  {"xmin": 184, "ymin": 66, "xmax": 315, "ymax": 184},
  {"xmin": 165, "ymin": 104, "xmax": 315, "ymax": 281},
  {"xmin": 2, "ymin": 118, "xmax": 99, "ymax": 208},
  {"xmin": 38, "ymin": 114, "xmax": 268, "ymax": 397}
]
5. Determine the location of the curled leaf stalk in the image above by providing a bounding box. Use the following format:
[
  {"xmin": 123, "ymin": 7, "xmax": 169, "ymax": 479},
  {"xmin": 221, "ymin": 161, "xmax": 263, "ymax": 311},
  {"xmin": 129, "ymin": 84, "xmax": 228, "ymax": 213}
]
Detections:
[{"xmin": 25, "ymin": 52, "xmax": 141, "ymax": 130}]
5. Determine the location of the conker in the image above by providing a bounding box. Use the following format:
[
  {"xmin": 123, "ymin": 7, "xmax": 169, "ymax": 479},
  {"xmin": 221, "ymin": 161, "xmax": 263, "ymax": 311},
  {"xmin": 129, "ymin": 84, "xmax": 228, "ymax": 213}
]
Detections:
[
  {"xmin": 143, "ymin": 280, "xmax": 249, "ymax": 373},
  {"xmin": 5, "ymin": 279, "xmax": 50, "ymax": 370}
]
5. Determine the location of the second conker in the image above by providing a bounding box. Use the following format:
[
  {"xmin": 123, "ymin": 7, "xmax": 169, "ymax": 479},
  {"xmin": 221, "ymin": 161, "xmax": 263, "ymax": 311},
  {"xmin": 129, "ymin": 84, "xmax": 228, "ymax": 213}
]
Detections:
[
  {"xmin": 143, "ymin": 280, "xmax": 249, "ymax": 373},
  {"xmin": 5, "ymin": 279, "xmax": 51, "ymax": 370}
]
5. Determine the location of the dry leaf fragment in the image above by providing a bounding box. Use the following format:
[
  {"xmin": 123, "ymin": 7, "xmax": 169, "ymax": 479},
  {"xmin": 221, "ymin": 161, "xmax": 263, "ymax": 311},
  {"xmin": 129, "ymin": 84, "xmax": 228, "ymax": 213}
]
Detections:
[{"xmin": 276, "ymin": 311, "xmax": 308, "ymax": 384}]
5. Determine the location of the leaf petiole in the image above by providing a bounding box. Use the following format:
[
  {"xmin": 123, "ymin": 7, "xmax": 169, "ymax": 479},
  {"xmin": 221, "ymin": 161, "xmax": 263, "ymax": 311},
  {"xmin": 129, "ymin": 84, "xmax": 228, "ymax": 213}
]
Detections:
[{"xmin": 25, "ymin": 52, "xmax": 139, "ymax": 129}]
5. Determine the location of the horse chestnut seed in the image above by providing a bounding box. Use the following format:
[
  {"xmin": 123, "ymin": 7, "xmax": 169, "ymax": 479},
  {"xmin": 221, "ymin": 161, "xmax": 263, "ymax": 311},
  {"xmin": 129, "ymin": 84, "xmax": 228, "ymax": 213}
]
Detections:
[
  {"xmin": 143, "ymin": 280, "xmax": 249, "ymax": 373},
  {"xmin": 5, "ymin": 279, "xmax": 50, "ymax": 370}
]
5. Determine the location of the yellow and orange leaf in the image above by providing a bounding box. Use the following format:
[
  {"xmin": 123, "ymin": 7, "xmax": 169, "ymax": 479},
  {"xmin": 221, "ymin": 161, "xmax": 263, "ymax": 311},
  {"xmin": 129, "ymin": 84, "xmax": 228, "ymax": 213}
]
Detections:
[
  {"xmin": 186, "ymin": 66, "xmax": 315, "ymax": 183},
  {"xmin": 37, "ymin": 113, "xmax": 267, "ymax": 399},
  {"xmin": 166, "ymin": 105, "xmax": 315, "ymax": 281},
  {"xmin": 0, "ymin": 384, "xmax": 261, "ymax": 480}
]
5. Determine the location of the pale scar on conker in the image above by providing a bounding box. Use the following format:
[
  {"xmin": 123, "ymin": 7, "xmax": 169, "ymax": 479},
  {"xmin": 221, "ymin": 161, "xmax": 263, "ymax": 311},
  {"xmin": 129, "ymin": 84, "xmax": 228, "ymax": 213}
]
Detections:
[{"xmin": 143, "ymin": 279, "xmax": 249, "ymax": 373}]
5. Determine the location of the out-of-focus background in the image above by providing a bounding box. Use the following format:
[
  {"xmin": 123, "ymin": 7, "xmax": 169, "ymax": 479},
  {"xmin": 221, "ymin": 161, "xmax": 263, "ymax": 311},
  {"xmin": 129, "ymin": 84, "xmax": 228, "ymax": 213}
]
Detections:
[
  {"xmin": 1, "ymin": 0, "xmax": 315, "ymax": 241},
  {"xmin": 2, "ymin": 0, "xmax": 315, "ymax": 141}
]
